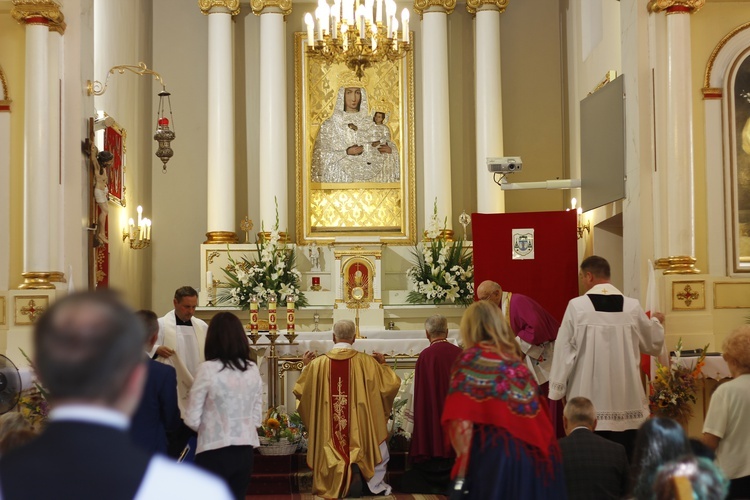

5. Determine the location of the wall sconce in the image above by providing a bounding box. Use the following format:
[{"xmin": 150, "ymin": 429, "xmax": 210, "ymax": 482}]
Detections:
[
  {"xmin": 122, "ymin": 205, "xmax": 152, "ymax": 250},
  {"xmin": 570, "ymin": 198, "xmax": 590, "ymax": 239},
  {"xmin": 87, "ymin": 62, "xmax": 176, "ymax": 172}
]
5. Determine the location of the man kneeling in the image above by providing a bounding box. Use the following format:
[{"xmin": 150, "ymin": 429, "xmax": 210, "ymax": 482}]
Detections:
[{"xmin": 294, "ymin": 320, "xmax": 401, "ymax": 498}]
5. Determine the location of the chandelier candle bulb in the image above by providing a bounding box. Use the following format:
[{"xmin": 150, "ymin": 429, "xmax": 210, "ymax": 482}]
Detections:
[
  {"xmin": 305, "ymin": 13, "xmax": 314, "ymax": 46},
  {"xmin": 371, "ymin": 23, "xmax": 377, "ymax": 50},
  {"xmin": 128, "ymin": 218, "xmax": 135, "ymax": 240},
  {"xmin": 137, "ymin": 205, "xmax": 143, "ymax": 226},
  {"xmin": 342, "ymin": 24, "xmax": 348, "ymax": 50},
  {"xmin": 376, "ymin": 0, "xmax": 382, "ymax": 23},
  {"xmin": 146, "ymin": 219, "xmax": 151, "ymax": 240}
]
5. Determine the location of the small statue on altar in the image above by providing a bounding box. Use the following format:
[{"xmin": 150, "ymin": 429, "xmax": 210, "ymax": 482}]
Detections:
[{"xmin": 308, "ymin": 242, "xmax": 321, "ymax": 271}]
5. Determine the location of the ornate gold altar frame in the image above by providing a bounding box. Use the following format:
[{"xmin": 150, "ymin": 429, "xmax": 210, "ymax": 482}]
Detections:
[{"xmin": 294, "ymin": 32, "xmax": 416, "ymax": 245}]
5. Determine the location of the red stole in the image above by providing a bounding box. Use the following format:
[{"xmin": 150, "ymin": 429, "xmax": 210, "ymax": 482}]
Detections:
[{"xmin": 330, "ymin": 358, "xmax": 351, "ymax": 497}]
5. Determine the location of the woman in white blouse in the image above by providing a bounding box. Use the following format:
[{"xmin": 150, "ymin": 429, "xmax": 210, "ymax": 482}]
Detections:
[{"xmin": 186, "ymin": 312, "xmax": 263, "ymax": 500}]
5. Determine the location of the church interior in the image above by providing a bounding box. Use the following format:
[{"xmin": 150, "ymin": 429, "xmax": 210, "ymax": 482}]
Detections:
[{"xmin": 2, "ymin": 0, "xmax": 750, "ymax": 450}]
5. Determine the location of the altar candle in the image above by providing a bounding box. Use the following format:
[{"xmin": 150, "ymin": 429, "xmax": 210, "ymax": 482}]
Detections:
[
  {"xmin": 342, "ymin": 24, "xmax": 348, "ymax": 51},
  {"xmin": 356, "ymin": 5, "xmax": 365, "ymax": 38},
  {"xmin": 206, "ymin": 271, "xmax": 213, "ymax": 289},
  {"xmin": 250, "ymin": 298, "xmax": 259, "ymax": 336},
  {"xmin": 371, "ymin": 22, "xmax": 377, "ymax": 50},
  {"xmin": 401, "ymin": 9, "xmax": 409, "ymax": 43},
  {"xmin": 268, "ymin": 297, "xmax": 277, "ymax": 333},
  {"xmin": 305, "ymin": 13, "xmax": 314, "ymax": 46},
  {"xmin": 286, "ymin": 296, "xmax": 295, "ymax": 334}
]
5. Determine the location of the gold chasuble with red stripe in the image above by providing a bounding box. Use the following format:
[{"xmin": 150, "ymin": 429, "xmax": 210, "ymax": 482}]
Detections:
[{"xmin": 294, "ymin": 347, "xmax": 400, "ymax": 498}]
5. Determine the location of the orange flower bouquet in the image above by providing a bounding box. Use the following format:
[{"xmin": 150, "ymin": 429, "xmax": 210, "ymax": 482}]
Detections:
[
  {"xmin": 649, "ymin": 338, "xmax": 709, "ymax": 423},
  {"xmin": 257, "ymin": 407, "xmax": 304, "ymax": 445}
]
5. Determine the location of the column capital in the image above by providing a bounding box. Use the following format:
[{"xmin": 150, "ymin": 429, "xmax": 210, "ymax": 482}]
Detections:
[
  {"xmin": 466, "ymin": 0, "xmax": 508, "ymax": 15},
  {"xmin": 11, "ymin": 0, "xmax": 65, "ymax": 32},
  {"xmin": 647, "ymin": 0, "xmax": 704, "ymax": 14},
  {"xmin": 251, "ymin": 0, "xmax": 291, "ymax": 16},
  {"xmin": 199, "ymin": 0, "xmax": 241, "ymax": 16},
  {"xmin": 413, "ymin": 0, "xmax": 456, "ymax": 17}
]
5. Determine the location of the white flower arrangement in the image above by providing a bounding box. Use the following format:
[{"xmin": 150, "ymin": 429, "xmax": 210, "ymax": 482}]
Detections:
[
  {"xmin": 217, "ymin": 204, "xmax": 307, "ymax": 308},
  {"xmin": 406, "ymin": 201, "xmax": 474, "ymax": 306}
]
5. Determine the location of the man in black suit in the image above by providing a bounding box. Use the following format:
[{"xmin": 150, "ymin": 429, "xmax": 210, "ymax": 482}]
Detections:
[
  {"xmin": 558, "ymin": 397, "xmax": 630, "ymax": 500},
  {"xmin": 130, "ymin": 310, "xmax": 182, "ymax": 455},
  {"xmin": 0, "ymin": 291, "xmax": 231, "ymax": 500}
]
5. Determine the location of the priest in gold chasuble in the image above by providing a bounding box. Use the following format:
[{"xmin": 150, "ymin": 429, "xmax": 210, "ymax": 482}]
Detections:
[{"xmin": 294, "ymin": 320, "xmax": 401, "ymax": 498}]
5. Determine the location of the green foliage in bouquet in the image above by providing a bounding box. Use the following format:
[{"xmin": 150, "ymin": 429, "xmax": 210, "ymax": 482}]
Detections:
[
  {"xmin": 649, "ymin": 338, "xmax": 709, "ymax": 422},
  {"xmin": 258, "ymin": 407, "xmax": 305, "ymax": 443}
]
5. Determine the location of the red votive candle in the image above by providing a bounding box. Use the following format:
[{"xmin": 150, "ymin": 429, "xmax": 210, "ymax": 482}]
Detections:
[{"xmin": 312, "ymin": 277, "xmax": 321, "ymax": 286}]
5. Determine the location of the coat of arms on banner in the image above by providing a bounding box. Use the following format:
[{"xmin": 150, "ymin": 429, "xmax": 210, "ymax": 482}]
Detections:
[{"xmin": 512, "ymin": 229, "xmax": 535, "ymax": 260}]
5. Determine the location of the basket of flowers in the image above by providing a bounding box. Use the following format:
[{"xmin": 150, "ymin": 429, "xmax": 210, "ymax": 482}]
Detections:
[{"xmin": 257, "ymin": 407, "xmax": 304, "ymax": 456}]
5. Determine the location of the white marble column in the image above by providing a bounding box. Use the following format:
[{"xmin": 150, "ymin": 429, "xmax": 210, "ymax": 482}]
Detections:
[
  {"xmin": 11, "ymin": 4, "xmax": 62, "ymax": 289},
  {"xmin": 201, "ymin": 0, "xmax": 240, "ymax": 243},
  {"xmin": 252, "ymin": 0, "xmax": 292, "ymax": 235},
  {"xmin": 415, "ymin": 0, "xmax": 455, "ymax": 231},
  {"xmin": 648, "ymin": 0, "xmax": 702, "ymax": 273},
  {"xmin": 468, "ymin": 0, "xmax": 506, "ymax": 213},
  {"xmin": 48, "ymin": 27, "xmax": 64, "ymax": 285},
  {"xmin": 0, "ymin": 88, "xmax": 10, "ymax": 291}
]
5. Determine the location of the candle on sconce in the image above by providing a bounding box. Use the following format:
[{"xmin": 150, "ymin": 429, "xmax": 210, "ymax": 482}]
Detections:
[
  {"xmin": 401, "ymin": 8, "xmax": 409, "ymax": 43},
  {"xmin": 376, "ymin": 0, "xmax": 383, "ymax": 24},
  {"xmin": 137, "ymin": 205, "xmax": 143, "ymax": 227},
  {"xmin": 305, "ymin": 13, "xmax": 314, "ymax": 46},
  {"xmin": 392, "ymin": 19, "xmax": 398, "ymax": 49},
  {"xmin": 268, "ymin": 296, "xmax": 277, "ymax": 334},
  {"xmin": 286, "ymin": 295, "xmax": 295, "ymax": 334},
  {"xmin": 128, "ymin": 218, "xmax": 135, "ymax": 240},
  {"xmin": 249, "ymin": 297, "xmax": 259, "ymax": 336},
  {"xmin": 342, "ymin": 24, "xmax": 349, "ymax": 51},
  {"xmin": 371, "ymin": 23, "xmax": 378, "ymax": 50}
]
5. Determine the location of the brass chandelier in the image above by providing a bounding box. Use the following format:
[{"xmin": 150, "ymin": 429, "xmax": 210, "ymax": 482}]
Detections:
[{"xmin": 304, "ymin": 0, "xmax": 411, "ymax": 79}]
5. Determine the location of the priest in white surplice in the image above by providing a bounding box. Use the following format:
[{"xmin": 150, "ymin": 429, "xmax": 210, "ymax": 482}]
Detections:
[
  {"xmin": 548, "ymin": 256, "xmax": 665, "ymax": 461},
  {"xmin": 152, "ymin": 286, "xmax": 208, "ymax": 413}
]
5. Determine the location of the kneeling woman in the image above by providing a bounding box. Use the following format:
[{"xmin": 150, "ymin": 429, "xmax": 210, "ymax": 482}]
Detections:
[{"xmin": 186, "ymin": 312, "xmax": 263, "ymax": 500}]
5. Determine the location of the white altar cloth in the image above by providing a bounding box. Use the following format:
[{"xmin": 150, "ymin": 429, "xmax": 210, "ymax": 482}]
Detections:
[
  {"xmin": 251, "ymin": 329, "xmax": 460, "ymax": 359},
  {"xmin": 677, "ymin": 355, "xmax": 730, "ymax": 380}
]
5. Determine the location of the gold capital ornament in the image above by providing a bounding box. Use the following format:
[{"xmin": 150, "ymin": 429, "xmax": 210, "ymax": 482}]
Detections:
[
  {"xmin": 11, "ymin": 0, "xmax": 66, "ymax": 33},
  {"xmin": 199, "ymin": 0, "xmax": 241, "ymax": 16},
  {"xmin": 413, "ymin": 0, "xmax": 457, "ymax": 17},
  {"xmin": 647, "ymin": 0, "xmax": 704, "ymax": 14},
  {"xmin": 466, "ymin": 0, "xmax": 508, "ymax": 16},
  {"xmin": 251, "ymin": 0, "xmax": 292, "ymax": 16}
]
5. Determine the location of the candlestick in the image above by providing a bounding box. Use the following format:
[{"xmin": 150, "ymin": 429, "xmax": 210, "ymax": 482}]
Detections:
[
  {"xmin": 249, "ymin": 297, "xmax": 259, "ymax": 336},
  {"xmin": 401, "ymin": 8, "xmax": 409, "ymax": 43},
  {"xmin": 268, "ymin": 296, "xmax": 277, "ymax": 334},
  {"xmin": 286, "ymin": 295, "xmax": 295, "ymax": 335},
  {"xmin": 376, "ymin": 0, "xmax": 382, "ymax": 24}
]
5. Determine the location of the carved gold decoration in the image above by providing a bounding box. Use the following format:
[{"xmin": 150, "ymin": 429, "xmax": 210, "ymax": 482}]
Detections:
[
  {"xmin": 48, "ymin": 271, "xmax": 66, "ymax": 283},
  {"xmin": 465, "ymin": 0, "xmax": 508, "ymax": 15},
  {"xmin": 413, "ymin": 0, "xmax": 457, "ymax": 17},
  {"xmin": 87, "ymin": 62, "xmax": 166, "ymax": 97},
  {"xmin": 310, "ymin": 187, "xmax": 403, "ymax": 229},
  {"xmin": 702, "ymin": 22, "xmax": 750, "ymax": 95},
  {"xmin": 19, "ymin": 272, "xmax": 55, "ymax": 290},
  {"xmin": 333, "ymin": 246, "xmax": 383, "ymax": 259},
  {"xmin": 702, "ymin": 87, "xmax": 722, "ymax": 100},
  {"xmin": 295, "ymin": 31, "xmax": 417, "ymax": 245},
  {"xmin": 14, "ymin": 296, "xmax": 49, "ymax": 325},
  {"xmin": 423, "ymin": 229, "xmax": 454, "ymax": 242},
  {"xmin": 672, "ymin": 281, "xmax": 705, "ymax": 310},
  {"xmin": 0, "ymin": 66, "xmax": 10, "ymax": 101},
  {"xmin": 203, "ymin": 231, "xmax": 239, "ymax": 244},
  {"xmin": 207, "ymin": 250, "xmax": 221, "ymax": 264},
  {"xmin": 11, "ymin": 0, "xmax": 65, "ymax": 31},
  {"xmin": 250, "ymin": 0, "xmax": 291, "ymax": 16},
  {"xmin": 654, "ymin": 256, "xmax": 700, "ymax": 274},
  {"xmin": 198, "ymin": 0, "xmax": 241, "ymax": 15},
  {"xmin": 240, "ymin": 216, "xmax": 254, "ymax": 243},
  {"xmin": 279, "ymin": 360, "xmax": 305, "ymax": 377},
  {"xmin": 257, "ymin": 231, "xmax": 290, "ymax": 244},
  {"xmin": 647, "ymin": 0, "xmax": 704, "ymax": 14}
]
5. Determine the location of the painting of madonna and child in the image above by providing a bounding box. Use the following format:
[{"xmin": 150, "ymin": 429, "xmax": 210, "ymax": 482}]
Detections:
[{"xmin": 311, "ymin": 86, "xmax": 400, "ymax": 184}]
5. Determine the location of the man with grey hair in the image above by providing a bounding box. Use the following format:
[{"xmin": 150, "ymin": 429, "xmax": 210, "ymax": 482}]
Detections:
[
  {"xmin": 558, "ymin": 397, "xmax": 630, "ymax": 499},
  {"xmin": 401, "ymin": 315, "xmax": 462, "ymax": 494},
  {"xmin": 294, "ymin": 320, "xmax": 400, "ymax": 498}
]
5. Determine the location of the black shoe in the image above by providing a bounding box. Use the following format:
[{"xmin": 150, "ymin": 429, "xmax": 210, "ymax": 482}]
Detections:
[{"xmin": 349, "ymin": 464, "xmax": 363, "ymax": 498}]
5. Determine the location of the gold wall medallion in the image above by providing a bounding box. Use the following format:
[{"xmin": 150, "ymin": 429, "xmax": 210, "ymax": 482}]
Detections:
[
  {"xmin": 294, "ymin": 32, "xmax": 417, "ymax": 245},
  {"xmin": 14, "ymin": 296, "xmax": 49, "ymax": 325},
  {"xmin": 671, "ymin": 281, "xmax": 705, "ymax": 310}
]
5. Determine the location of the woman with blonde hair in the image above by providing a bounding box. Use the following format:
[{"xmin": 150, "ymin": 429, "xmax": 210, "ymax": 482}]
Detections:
[
  {"xmin": 441, "ymin": 301, "xmax": 566, "ymax": 499},
  {"xmin": 702, "ymin": 324, "xmax": 750, "ymax": 499}
]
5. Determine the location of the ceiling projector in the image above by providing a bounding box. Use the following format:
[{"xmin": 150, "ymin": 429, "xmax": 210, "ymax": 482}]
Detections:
[{"xmin": 487, "ymin": 157, "xmax": 523, "ymax": 173}]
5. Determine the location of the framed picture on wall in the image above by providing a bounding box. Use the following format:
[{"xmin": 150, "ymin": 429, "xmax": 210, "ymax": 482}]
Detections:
[
  {"xmin": 727, "ymin": 48, "xmax": 750, "ymax": 273},
  {"xmin": 294, "ymin": 32, "xmax": 416, "ymax": 245},
  {"xmin": 100, "ymin": 115, "xmax": 127, "ymax": 207}
]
